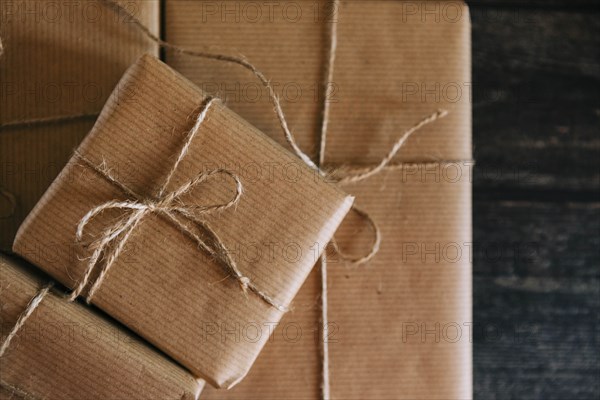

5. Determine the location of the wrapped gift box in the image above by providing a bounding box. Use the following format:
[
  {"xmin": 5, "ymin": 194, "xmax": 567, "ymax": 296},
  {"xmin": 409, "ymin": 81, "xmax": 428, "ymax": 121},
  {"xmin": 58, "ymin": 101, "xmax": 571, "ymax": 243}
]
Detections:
[
  {"xmin": 13, "ymin": 54, "xmax": 354, "ymax": 388},
  {"xmin": 0, "ymin": 0, "xmax": 159, "ymax": 250},
  {"xmin": 165, "ymin": 1, "xmax": 472, "ymax": 398},
  {"xmin": 0, "ymin": 254, "xmax": 203, "ymax": 400}
]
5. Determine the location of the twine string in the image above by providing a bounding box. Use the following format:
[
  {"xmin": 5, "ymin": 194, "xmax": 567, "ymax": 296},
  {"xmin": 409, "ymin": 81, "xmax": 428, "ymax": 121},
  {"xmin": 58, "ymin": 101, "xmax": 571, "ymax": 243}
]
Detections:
[
  {"xmin": 318, "ymin": 1, "xmax": 340, "ymax": 397},
  {"xmin": 100, "ymin": 0, "xmax": 448, "ymax": 186},
  {"xmin": 101, "ymin": 0, "xmax": 318, "ymax": 172},
  {"xmin": 0, "ymin": 0, "xmax": 450, "ymax": 269},
  {"xmin": 0, "ymin": 0, "xmax": 449, "ymax": 197},
  {"xmin": 315, "ymin": 2, "xmax": 447, "ymax": 398},
  {"xmin": 66, "ymin": 98, "xmax": 287, "ymax": 312},
  {"xmin": 0, "ymin": 2, "xmax": 459, "ymax": 396},
  {"xmin": 121, "ymin": 0, "xmax": 441, "ymax": 284},
  {"xmin": 336, "ymin": 109, "xmax": 449, "ymax": 185},
  {"xmin": 0, "ymin": 283, "xmax": 54, "ymax": 358}
]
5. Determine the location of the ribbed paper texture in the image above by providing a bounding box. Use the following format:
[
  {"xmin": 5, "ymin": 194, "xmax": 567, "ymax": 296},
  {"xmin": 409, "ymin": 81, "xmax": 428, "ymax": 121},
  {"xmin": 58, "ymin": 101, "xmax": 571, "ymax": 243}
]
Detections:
[
  {"xmin": 0, "ymin": 0, "xmax": 159, "ymax": 250},
  {"xmin": 166, "ymin": 1, "xmax": 472, "ymax": 398},
  {"xmin": 0, "ymin": 254, "xmax": 201, "ymax": 400},
  {"xmin": 13, "ymin": 55, "xmax": 354, "ymax": 388}
]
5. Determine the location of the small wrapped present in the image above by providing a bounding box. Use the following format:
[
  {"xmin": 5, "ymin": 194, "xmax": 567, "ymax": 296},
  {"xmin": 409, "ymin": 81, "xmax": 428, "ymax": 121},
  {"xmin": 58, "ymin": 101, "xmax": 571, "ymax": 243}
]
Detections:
[
  {"xmin": 165, "ymin": 0, "xmax": 472, "ymax": 398},
  {"xmin": 0, "ymin": 254, "xmax": 202, "ymax": 400},
  {"xmin": 13, "ymin": 54, "xmax": 354, "ymax": 388},
  {"xmin": 0, "ymin": 0, "xmax": 159, "ymax": 250}
]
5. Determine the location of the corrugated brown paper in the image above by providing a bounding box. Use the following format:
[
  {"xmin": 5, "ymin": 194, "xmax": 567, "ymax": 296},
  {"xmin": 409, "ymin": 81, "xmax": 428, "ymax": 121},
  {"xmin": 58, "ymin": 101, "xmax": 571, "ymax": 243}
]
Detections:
[
  {"xmin": 166, "ymin": 1, "xmax": 472, "ymax": 398},
  {"xmin": 0, "ymin": 0, "xmax": 159, "ymax": 250},
  {"xmin": 13, "ymin": 55, "xmax": 354, "ymax": 388},
  {"xmin": 0, "ymin": 253, "xmax": 203, "ymax": 400}
]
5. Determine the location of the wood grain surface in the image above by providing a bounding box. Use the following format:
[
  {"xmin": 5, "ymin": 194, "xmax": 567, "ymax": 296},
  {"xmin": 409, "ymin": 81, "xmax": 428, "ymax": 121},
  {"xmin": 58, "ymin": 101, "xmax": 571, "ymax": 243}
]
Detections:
[{"xmin": 470, "ymin": 1, "xmax": 599, "ymax": 398}]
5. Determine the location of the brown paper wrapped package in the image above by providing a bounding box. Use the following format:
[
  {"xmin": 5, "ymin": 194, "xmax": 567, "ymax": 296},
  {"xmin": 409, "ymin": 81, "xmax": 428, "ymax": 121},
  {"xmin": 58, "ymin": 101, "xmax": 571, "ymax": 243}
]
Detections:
[
  {"xmin": 166, "ymin": 1, "xmax": 472, "ymax": 398},
  {"xmin": 13, "ymin": 54, "xmax": 354, "ymax": 388},
  {"xmin": 0, "ymin": 254, "xmax": 203, "ymax": 400},
  {"xmin": 0, "ymin": 0, "xmax": 159, "ymax": 250}
]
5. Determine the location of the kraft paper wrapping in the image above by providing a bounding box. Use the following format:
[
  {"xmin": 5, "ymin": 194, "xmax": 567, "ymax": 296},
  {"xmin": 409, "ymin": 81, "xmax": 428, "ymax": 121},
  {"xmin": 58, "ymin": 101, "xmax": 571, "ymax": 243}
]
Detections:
[
  {"xmin": 0, "ymin": 254, "xmax": 202, "ymax": 400},
  {"xmin": 13, "ymin": 55, "xmax": 354, "ymax": 388},
  {"xmin": 166, "ymin": 1, "xmax": 472, "ymax": 398},
  {"xmin": 0, "ymin": 0, "xmax": 159, "ymax": 250}
]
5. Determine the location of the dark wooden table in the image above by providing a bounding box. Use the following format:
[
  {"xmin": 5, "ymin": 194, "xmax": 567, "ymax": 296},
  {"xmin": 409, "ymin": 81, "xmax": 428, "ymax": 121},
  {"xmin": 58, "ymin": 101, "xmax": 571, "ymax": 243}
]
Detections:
[{"xmin": 469, "ymin": 1, "xmax": 599, "ymax": 398}]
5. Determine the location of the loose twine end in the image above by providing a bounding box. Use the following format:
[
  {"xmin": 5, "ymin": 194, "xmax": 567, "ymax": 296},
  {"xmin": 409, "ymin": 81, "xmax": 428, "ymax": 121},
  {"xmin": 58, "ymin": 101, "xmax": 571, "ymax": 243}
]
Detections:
[{"xmin": 334, "ymin": 108, "xmax": 450, "ymax": 186}]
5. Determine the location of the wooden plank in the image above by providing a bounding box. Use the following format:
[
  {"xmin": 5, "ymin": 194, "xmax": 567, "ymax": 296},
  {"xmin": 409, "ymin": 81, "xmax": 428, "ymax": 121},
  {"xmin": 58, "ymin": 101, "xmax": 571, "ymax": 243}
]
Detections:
[
  {"xmin": 474, "ymin": 276, "xmax": 599, "ymax": 399},
  {"xmin": 472, "ymin": 7, "xmax": 600, "ymax": 191},
  {"xmin": 474, "ymin": 200, "xmax": 600, "ymax": 278},
  {"xmin": 474, "ymin": 200, "xmax": 600, "ymax": 399}
]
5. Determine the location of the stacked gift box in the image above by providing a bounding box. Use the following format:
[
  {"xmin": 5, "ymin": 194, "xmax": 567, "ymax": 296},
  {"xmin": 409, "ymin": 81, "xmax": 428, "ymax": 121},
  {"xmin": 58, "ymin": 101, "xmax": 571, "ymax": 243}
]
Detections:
[{"xmin": 1, "ymin": 1, "xmax": 472, "ymax": 399}]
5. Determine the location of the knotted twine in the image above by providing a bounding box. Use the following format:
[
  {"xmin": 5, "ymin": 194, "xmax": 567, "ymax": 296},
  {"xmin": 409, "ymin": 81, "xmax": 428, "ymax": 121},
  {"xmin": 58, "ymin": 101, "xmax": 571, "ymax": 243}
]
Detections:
[
  {"xmin": 0, "ymin": 1, "xmax": 465, "ymax": 396},
  {"xmin": 63, "ymin": 96, "xmax": 291, "ymax": 312},
  {"xmin": 0, "ymin": 95, "xmax": 283, "ymax": 361}
]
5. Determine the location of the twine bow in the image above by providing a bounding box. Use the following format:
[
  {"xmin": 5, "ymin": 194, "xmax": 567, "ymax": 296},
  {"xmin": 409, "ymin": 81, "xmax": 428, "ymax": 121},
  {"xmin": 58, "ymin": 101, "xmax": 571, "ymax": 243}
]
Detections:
[
  {"xmin": 0, "ymin": 2, "xmax": 462, "ymax": 398},
  {"xmin": 68, "ymin": 97, "xmax": 287, "ymax": 312}
]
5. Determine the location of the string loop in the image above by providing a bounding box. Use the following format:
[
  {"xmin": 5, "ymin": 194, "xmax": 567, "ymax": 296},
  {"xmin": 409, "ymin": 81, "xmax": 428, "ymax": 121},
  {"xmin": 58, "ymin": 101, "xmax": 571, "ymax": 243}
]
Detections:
[{"xmin": 68, "ymin": 98, "xmax": 287, "ymax": 312}]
